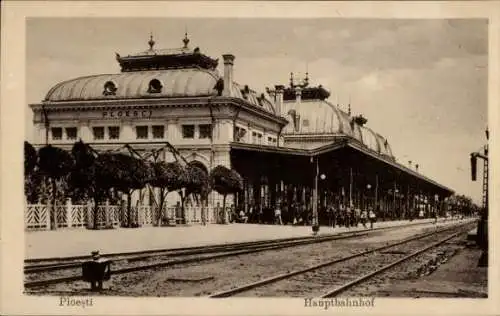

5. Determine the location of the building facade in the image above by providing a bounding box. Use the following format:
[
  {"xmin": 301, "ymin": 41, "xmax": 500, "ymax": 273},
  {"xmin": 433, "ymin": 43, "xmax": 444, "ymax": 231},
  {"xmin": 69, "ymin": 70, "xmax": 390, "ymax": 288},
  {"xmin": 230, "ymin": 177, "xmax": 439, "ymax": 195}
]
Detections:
[{"xmin": 29, "ymin": 34, "xmax": 453, "ymax": 226}]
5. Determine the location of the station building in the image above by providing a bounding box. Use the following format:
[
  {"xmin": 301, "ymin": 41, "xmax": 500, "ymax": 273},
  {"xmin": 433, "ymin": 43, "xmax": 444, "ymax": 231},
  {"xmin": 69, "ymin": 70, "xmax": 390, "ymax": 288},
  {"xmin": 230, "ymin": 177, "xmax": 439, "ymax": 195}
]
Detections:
[{"xmin": 29, "ymin": 34, "xmax": 454, "ymax": 225}]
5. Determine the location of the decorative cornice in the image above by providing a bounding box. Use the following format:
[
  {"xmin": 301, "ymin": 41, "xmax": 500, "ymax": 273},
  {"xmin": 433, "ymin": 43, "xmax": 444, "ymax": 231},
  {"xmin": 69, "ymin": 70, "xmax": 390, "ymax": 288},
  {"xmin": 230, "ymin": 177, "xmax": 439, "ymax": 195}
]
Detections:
[
  {"xmin": 30, "ymin": 97, "xmax": 218, "ymax": 112},
  {"xmin": 31, "ymin": 141, "xmax": 231, "ymax": 153},
  {"xmin": 283, "ymin": 133, "xmax": 344, "ymax": 141},
  {"xmin": 30, "ymin": 96, "xmax": 288, "ymax": 127}
]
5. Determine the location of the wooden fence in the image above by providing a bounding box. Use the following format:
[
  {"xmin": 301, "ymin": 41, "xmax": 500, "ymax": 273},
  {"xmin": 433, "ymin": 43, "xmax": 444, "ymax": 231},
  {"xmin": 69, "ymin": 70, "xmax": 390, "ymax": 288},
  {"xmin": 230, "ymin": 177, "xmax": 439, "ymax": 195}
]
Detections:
[{"xmin": 25, "ymin": 201, "xmax": 227, "ymax": 231}]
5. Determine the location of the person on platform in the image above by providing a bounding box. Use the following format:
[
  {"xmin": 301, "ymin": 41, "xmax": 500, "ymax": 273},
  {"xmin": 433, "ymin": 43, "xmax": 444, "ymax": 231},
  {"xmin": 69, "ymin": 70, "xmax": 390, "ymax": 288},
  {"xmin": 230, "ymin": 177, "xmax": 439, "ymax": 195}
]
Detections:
[
  {"xmin": 345, "ymin": 206, "xmax": 352, "ymax": 228},
  {"xmin": 408, "ymin": 207, "xmax": 414, "ymax": 222},
  {"xmin": 290, "ymin": 203, "xmax": 297, "ymax": 225},
  {"xmin": 328, "ymin": 205, "xmax": 336, "ymax": 228},
  {"xmin": 368, "ymin": 207, "xmax": 376, "ymax": 229},
  {"xmin": 338, "ymin": 204, "xmax": 345, "ymax": 227},
  {"xmin": 354, "ymin": 207, "xmax": 361, "ymax": 227},
  {"xmin": 360, "ymin": 209, "xmax": 368, "ymax": 228},
  {"xmin": 274, "ymin": 204, "xmax": 283, "ymax": 225},
  {"xmin": 300, "ymin": 203, "xmax": 308, "ymax": 225},
  {"xmin": 247, "ymin": 205, "xmax": 254, "ymax": 223},
  {"xmin": 228, "ymin": 204, "xmax": 237, "ymax": 223},
  {"xmin": 238, "ymin": 209, "xmax": 248, "ymax": 223},
  {"xmin": 258, "ymin": 205, "xmax": 263, "ymax": 224},
  {"xmin": 282, "ymin": 203, "xmax": 289, "ymax": 225}
]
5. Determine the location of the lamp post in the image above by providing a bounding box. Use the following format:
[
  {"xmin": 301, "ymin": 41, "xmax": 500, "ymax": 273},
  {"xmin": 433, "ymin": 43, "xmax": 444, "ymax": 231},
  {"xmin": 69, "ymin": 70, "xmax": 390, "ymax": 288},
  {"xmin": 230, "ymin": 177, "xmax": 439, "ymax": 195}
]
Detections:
[
  {"xmin": 394, "ymin": 188, "xmax": 399, "ymax": 219},
  {"xmin": 366, "ymin": 184, "xmax": 371, "ymax": 209},
  {"xmin": 312, "ymin": 157, "xmax": 320, "ymax": 235},
  {"xmin": 374, "ymin": 174, "xmax": 379, "ymax": 212}
]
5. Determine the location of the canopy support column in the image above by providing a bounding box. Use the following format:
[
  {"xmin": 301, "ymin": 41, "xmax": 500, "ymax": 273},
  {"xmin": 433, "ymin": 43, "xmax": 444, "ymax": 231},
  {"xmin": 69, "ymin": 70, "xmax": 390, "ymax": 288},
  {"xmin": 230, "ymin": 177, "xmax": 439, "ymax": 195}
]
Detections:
[
  {"xmin": 349, "ymin": 167, "xmax": 353, "ymax": 207},
  {"xmin": 312, "ymin": 156, "xmax": 319, "ymax": 233}
]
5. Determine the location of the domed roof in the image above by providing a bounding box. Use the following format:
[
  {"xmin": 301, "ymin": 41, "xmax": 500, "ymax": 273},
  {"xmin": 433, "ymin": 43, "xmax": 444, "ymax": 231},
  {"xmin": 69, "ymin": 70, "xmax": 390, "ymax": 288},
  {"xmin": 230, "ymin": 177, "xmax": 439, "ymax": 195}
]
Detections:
[
  {"xmin": 282, "ymin": 99, "xmax": 393, "ymax": 157},
  {"xmin": 44, "ymin": 68, "xmax": 220, "ymax": 102},
  {"xmin": 283, "ymin": 99, "xmax": 356, "ymax": 136},
  {"xmin": 42, "ymin": 68, "xmax": 277, "ymax": 116}
]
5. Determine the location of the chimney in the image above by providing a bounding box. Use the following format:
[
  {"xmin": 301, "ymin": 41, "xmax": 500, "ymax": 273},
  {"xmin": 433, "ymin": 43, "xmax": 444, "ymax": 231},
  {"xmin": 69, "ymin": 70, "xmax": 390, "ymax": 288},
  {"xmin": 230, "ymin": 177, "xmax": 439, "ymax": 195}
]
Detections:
[
  {"xmin": 222, "ymin": 54, "xmax": 235, "ymax": 97},
  {"xmin": 295, "ymin": 86, "xmax": 302, "ymax": 104},
  {"xmin": 274, "ymin": 85, "xmax": 285, "ymax": 117}
]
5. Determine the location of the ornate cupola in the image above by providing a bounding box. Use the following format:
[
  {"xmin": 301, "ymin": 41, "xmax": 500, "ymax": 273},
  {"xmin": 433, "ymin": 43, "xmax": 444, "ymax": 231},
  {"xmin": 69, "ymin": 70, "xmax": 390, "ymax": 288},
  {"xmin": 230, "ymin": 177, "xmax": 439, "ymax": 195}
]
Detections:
[
  {"xmin": 282, "ymin": 72, "xmax": 331, "ymax": 101},
  {"xmin": 115, "ymin": 33, "xmax": 219, "ymax": 72}
]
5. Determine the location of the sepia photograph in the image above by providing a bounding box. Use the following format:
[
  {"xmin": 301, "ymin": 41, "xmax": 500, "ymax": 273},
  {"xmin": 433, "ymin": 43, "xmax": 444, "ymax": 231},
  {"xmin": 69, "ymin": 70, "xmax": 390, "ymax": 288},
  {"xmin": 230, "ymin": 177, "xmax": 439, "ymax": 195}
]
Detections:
[{"xmin": 1, "ymin": 2, "xmax": 498, "ymax": 315}]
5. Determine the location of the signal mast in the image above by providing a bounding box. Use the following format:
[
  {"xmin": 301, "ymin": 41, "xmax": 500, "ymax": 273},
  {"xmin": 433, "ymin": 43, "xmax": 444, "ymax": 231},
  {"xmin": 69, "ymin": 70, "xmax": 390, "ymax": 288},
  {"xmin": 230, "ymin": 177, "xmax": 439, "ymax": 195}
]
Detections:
[
  {"xmin": 470, "ymin": 128, "xmax": 488, "ymax": 266},
  {"xmin": 470, "ymin": 128, "xmax": 489, "ymax": 215}
]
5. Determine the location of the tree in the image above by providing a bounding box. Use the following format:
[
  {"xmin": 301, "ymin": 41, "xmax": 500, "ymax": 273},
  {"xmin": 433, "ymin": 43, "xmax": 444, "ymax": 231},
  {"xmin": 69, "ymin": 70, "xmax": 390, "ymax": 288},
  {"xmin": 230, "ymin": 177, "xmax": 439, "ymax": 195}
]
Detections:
[
  {"xmin": 69, "ymin": 140, "xmax": 106, "ymax": 228},
  {"xmin": 97, "ymin": 153, "xmax": 152, "ymax": 228},
  {"xmin": 24, "ymin": 141, "xmax": 37, "ymax": 176},
  {"xmin": 38, "ymin": 145, "xmax": 74, "ymax": 230},
  {"xmin": 25, "ymin": 170, "xmax": 43, "ymax": 204},
  {"xmin": 210, "ymin": 165, "xmax": 243, "ymax": 224},
  {"xmin": 150, "ymin": 161, "xmax": 188, "ymax": 226},
  {"xmin": 184, "ymin": 163, "xmax": 210, "ymax": 224},
  {"xmin": 24, "ymin": 141, "xmax": 41, "ymax": 203}
]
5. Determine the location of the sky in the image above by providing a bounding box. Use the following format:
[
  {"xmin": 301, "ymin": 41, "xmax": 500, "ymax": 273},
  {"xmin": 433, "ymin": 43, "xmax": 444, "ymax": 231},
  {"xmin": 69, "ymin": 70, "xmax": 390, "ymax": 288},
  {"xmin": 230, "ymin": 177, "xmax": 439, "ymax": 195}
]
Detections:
[{"xmin": 26, "ymin": 18, "xmax": 488, "ymax": 204}]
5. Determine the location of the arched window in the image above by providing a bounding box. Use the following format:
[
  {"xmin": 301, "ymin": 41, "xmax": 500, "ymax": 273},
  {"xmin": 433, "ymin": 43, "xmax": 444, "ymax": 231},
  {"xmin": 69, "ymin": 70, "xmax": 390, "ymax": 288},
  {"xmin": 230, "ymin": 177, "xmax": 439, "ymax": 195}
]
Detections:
[
  {"xmin": 103, "ymin": 81, "xmax": 117, "ymax": 96},
  {"xmin": 148, "ymin": 79, "xmax": 163, "ymax": 93}
]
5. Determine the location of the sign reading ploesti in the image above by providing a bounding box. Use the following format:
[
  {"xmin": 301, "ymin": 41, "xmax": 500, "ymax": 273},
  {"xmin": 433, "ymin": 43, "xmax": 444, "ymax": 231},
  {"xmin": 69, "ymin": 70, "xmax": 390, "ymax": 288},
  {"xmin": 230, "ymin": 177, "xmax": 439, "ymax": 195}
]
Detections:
[
  {"xmin": 59, "ymin": 296, "xmax": 94, "ymax": 308},
  {"xmin": 102, "ymin": 110, "xmax": 153, "ymax": 119}
]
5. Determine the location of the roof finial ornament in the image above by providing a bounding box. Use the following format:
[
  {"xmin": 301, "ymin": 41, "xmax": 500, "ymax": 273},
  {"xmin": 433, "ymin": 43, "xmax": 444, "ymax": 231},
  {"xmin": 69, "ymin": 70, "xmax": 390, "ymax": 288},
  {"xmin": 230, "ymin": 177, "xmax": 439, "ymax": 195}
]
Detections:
[
  {"xmin": 290, "ymin": 72, "xmax": 294, "ymax": 88},
  {"xmin": 183, "ymin": 29, "xmax": 190, "ymax": 48},
  {"xmin": 148, "ymin": 32, "xmax": 155, "ymax": 50},
  {"xmin": 304, "ymin": 66, "xmax": 309, "ymax": 87}
]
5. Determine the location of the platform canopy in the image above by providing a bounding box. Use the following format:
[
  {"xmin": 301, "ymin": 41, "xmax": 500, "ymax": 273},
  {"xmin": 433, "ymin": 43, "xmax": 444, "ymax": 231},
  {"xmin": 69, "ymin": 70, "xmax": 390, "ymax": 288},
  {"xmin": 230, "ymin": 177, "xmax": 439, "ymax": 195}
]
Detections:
[{"xmin": 230, "ymin": 136, "xmax": 453, "ymax": 198}]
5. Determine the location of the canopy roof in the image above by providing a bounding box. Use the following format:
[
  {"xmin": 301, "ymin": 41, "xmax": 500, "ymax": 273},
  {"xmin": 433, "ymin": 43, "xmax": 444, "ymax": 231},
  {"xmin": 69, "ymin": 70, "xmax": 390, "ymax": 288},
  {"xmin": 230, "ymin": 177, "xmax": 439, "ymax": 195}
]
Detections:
[{"xmin": 230, "ymin": 137, "xmax": 453, "ymax": 196}]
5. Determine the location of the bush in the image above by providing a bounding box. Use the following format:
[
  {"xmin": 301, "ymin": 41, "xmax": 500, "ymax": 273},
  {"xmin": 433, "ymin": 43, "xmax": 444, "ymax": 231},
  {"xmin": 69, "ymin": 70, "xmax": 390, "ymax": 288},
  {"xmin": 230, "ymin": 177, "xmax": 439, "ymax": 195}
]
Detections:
[
  {"xmin": 210, "ymin": 165, "xmax": 243, "ymax": 195},
  {"xmin": 150, "ymin": 161, "xmax": 188, "ymax": 192},
  {"xmin": 186, "ymin": 163, "xmax": 210, "ymax": 197},
  {"xmin": 38, "ymin": 145, "xmax": 74, "ymax": 179}
]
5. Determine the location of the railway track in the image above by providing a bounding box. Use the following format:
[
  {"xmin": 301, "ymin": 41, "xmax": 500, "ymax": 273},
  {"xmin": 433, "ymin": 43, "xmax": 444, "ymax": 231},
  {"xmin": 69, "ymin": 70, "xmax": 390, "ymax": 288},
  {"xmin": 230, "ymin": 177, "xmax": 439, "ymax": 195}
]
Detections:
[
  {"xmin": 209, "ymin": 221, "xmax": 473, "ymax": 298},
  {"xmin": 25, "ymin": 219, "xmax": 464, "ymax": 270},
  {"xmin": 24, "ymin": 220, "xmax": 473, "ymax": 290}
]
